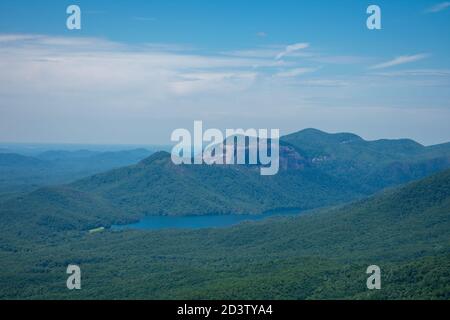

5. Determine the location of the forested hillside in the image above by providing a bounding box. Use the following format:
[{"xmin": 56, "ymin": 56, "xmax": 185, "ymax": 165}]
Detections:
[
  {"xmin": 0, "ymin": 169, "xmax": 449, "ymax": 299},
  {"xmin": 2, "ymin": 129, "xmax": 450, "ymax": 235}
]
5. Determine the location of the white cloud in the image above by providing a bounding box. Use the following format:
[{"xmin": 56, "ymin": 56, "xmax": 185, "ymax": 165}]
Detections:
[
  {"xmin": 224, "ymin": 45, "xmax": 311, "ymax": 60},
  {"xmin": 369, "ymin": 54, "xmax": 429, "ymax": 70},
  {"xmin": 425, "ymin": 2, "xmax": 450, "ymax": 13},
  {"xmin": 170, "ymin": 72, "xmax": 258, "ymax": 95},
  {"xmin": 0, "ymin": 34, "xmax": 281, "ymax": 97},
  {"xmin": 0, "ymin": 34, "xmax": 448, "ymax": 144},
  {"xmin": 275, "ymin": 42, "xmax": 310, "ymax": 60},
  {"xmin": 372, "ymin": 69, "xmax": 450, "ymax": 77}
]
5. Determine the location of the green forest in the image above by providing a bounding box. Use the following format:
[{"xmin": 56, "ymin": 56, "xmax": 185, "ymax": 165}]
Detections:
[{"xmin": 0, "ymin": 129, "xmax": 449, "ymax": 299}]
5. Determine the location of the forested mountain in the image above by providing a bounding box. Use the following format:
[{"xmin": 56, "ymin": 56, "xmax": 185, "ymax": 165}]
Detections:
[
  {"xmin": 283, "ymin": 128, "xmax": 450, "ymax": 192},
  {"xmin": 2, "ymin": 129, "xmax": 450, "ymax": 236},
  {"xmin": 1, "ymin": 129, "xmax": 449, "ymax": 299},
  {"xmin": 1, "ymin": 168, "xmax": 449, "ymax": 299}
]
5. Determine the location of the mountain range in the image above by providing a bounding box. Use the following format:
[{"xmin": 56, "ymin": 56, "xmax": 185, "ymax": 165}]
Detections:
[
  {"xmin": 1, "ymin": 128, "xmax": 450, "ymax": 236},
  {"xmin": 0, "ymin": 151, "xmax": 449, "ymax": 299},
  {"xmin": 0, "ymin": 148, "xmax": 154, "ymax": 197}
]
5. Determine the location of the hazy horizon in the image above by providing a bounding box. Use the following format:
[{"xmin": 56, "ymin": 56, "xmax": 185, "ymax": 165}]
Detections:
[
  {"xmin": 0, "ymin": 126, "xmax": 449, "ymax": 148},
  {"xmin": 1, "ymin": 0, "xmax": 449, "ymax": 145}
]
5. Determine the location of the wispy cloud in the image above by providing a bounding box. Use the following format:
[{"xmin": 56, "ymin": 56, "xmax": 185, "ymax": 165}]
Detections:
[
  {"xmin": 425, "ymin": 2, "xmax": 450, "ymax": 13},
  {"xmin": 372, "ymin": 69, "xmax": 450, "ymax": 77},
  {"xmin": 275, "ymin": 42, "xmax": 309, "ymax": 60},
  {"xmin": 0, "ymin": 34, "xmax": 42, "ymax": 43},
  {"xmin": 296, "ymin": 79, "xmax": 351, "ymax": 87},
  {"xmin": 170, "ymin": 72, "xmax": 258, "ymax": 95},
  {"xmin": 224, "ymin": 48, "xmax": 280, "ymax": 59},
  {"xmin": 275, "ymin": 67, "xmax": 317, "ymax": 78},
  {"xmin": 309, "ymin": 55, "xmax": 372, "ymax": 65},
  {"xmin": 1, "ymin": 33, "xmax": 448, "ymax": 145},
  {"xmin": 369, "ymin": 54, "xmax": 429, "ymax": 70},
  {"xmin": 0, "ymin": 33, "xmax": 282, "ymax": 100}
]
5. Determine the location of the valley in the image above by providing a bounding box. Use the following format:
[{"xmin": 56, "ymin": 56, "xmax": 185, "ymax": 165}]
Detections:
[{"xmin": 0, "ymin": 129, "xmax": 449, "ymax": 299}]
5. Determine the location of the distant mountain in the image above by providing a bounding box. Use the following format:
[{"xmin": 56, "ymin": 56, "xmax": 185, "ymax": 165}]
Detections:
[
  {"xmin": 0, "ymin": 149, "xmax": 359, "ymax": 235},
  {"xmin": 0, "ymin": 153, "xmax": 53, "ymax": 197},
  {"xmin": 36, "ymin": 148, "xmax": 151, "ymax": 166},
  {"xmin": 2, "ymin": 129, "xmax": 450, "ymax": 235},
  {"xmin": 0, "ymin": 148, "xmax": 154, "ymax": 195},
  {"xmin": 70, "ymin": 149, "xmax": 357, "ymax": 217},
  {"xmin": 283, "ymin": 128, "xmax": 426, "ymax": 160},
  {"xmin": 282, "ymin": 128, "xmax": 450, "ymax": 164},
  {"xmin": 36, "ymin": 150, "xmax": 98, "ymax": 161},
  {"xmin": 65, "ymin": 129, "xmax": 450, "ymax": 219},
  {"xmin": 87, "ymin": 149, "xmax": 154, "ymax": 168},
  {"xmin": 0, "ymin": 153, "xmax": 49, "ymax": 168},
  {"xmin": 426, "ymin": 142, "xmax": 450, "ymax": 155},
  {"xmin": 283, "ymin": 128, "xmax": 450, "ymax": 193}
]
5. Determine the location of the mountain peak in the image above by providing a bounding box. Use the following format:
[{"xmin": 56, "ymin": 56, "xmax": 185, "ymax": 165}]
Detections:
[
  {"xmin": 297, "ymin": 128, "xmax": 327, "ymax": 135},
  {"xmin": 285, "ymin": 128, "xmax": 364, "ymax": 144},
  {"xmin": 138, "ymin": 151, "xmax": 171, "ymax": 165}
]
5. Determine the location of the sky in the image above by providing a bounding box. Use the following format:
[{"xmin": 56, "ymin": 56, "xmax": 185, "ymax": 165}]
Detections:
[{"xmin": 0, "ymin": 0, "xmax": 449, "ymax": 145}]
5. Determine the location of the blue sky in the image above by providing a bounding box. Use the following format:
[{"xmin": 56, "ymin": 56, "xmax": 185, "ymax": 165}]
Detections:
[{"xmin": 0, "ymin": 0, "xmax": 449, "ymax": 145}]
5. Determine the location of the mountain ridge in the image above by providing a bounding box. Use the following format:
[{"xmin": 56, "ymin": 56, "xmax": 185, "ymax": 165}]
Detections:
[{"xmin": 1, "ymin": 128, "xmax": 450, "ymax": 235}]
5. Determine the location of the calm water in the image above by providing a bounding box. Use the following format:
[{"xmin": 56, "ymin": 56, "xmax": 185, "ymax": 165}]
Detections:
[{"xmin": 112, "ymin": 210, "xmax": 303, "ymax": 231}]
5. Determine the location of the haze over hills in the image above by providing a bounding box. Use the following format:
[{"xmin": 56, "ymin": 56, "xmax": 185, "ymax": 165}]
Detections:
[
  {"xmin": 0, "ymin": 148, "xmax": 155, "ymax": 196},
  {"xmin": 1, "ymin": 128, "xmax": 450, "ymax": 236}
]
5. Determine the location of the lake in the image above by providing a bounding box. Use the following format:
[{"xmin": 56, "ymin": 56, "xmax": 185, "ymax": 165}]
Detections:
[{"xmin": 112, "ymin": 209, "xmax": 303, "ymax": 231}]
